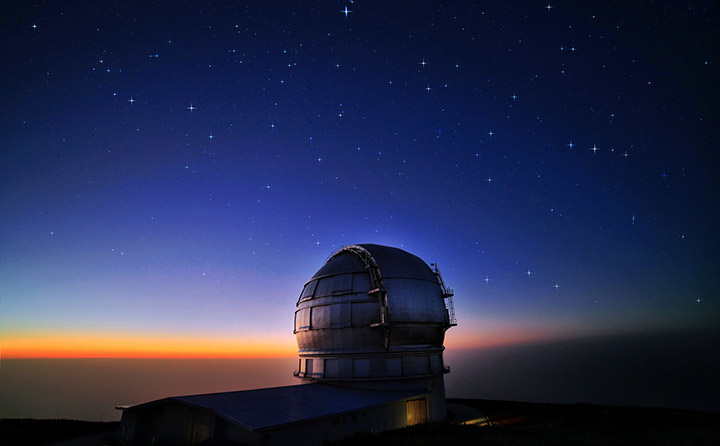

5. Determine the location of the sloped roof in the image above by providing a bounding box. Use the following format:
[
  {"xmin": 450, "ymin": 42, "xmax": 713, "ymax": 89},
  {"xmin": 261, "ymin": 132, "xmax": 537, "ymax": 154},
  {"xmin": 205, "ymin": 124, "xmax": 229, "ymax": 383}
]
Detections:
[{"xmin": 126, "ymin": 383, "xmax": 424, "ymax": 431}]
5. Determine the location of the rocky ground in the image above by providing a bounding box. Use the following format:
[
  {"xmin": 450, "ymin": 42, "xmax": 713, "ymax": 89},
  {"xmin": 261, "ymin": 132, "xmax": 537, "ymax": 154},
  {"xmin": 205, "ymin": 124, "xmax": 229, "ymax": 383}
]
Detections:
[{"xmin": 2, "ymin": 399, "xmax": 719, "ymax": 445}]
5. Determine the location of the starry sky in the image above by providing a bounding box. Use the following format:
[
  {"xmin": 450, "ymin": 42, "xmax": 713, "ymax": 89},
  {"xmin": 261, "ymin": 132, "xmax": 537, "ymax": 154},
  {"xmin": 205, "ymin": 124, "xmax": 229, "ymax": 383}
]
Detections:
[{"xmin": 1, "ymin": 1, "xmax": 719, "ymax": 358}]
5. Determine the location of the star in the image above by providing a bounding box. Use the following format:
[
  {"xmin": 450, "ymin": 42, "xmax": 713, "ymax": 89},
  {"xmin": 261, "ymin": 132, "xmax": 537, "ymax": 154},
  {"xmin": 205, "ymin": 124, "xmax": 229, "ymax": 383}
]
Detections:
[
  {"xmin": 425, "ymin": 85, "xmax": 431, "ymax": 91},
  {"xmin": 511, "ymin": 93, "xmax": 517, "ymax": 100},
  {"xmin": 545, "ymin": 3, "xmax": 553, "ymax": 11},
  {"xmin": 591, "ymin": 144, "xmax": 598, "ymax": 153},
  {"xmin": 568, "ymin": 141, "xmax": 574, "ymax": 149},
  {"xmin": 661, "ymin": 172, "xmax": 668, "ymax": 180},
  {"xmin": 553, "ymin": 282, "xmax": 560, "ymax": 290},
  {"xmin": 486, "ymin": 176, "xmax": 493, "ymax": 183},
  {"xmin": 208, "ymin": 134, "xmax": 214, "ymax": 139},
  {"xmin": 526, "ymin": 270, "xmax": 532, "ymax": 276},
  {"xmin": 623, "ymin": 151, "xmax": 629, "ymax": 158},
  {"xmin": 32, "ymin": 24, "xmax": 37, "ymax": 29},
  {"xmin": 488, "ymin": 130, "xmax": 494, "ymax": 137},
  {"xmin": 128, "ymin": 97, "xmax": 136, "ymax": 104},
  {"xmin": 187, "ymin": 104, "xmax": 196, "ymax": 112},
  {"xmin": 484, "ymin": 275, "xmax": 490, "ymax": 283},
  {"xmin": 341, "ymin": 6, "xmax": 351, "ymax": 17},
  {"xmin": 420, "ymin": 59, "xmax": 427, "ymax": 67}
]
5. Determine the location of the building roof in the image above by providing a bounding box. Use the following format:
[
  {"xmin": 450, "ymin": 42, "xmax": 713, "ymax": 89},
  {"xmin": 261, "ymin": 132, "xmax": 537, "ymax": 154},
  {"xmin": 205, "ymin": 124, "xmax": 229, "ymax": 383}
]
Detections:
[
  {"xmin": 311, "ymin": 244, "xmax": 438, "ymax": 282},
  {"xmin": 126, "ymin": 383, "xmax": 424, "ymax": 431},
  {"xmin": 357, "ymin": 244, "xmax": 438, "ymax": 281}
]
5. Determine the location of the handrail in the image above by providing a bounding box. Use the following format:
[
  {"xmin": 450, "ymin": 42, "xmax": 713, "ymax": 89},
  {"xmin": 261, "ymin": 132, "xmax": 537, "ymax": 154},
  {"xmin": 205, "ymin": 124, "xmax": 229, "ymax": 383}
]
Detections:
[{"xmin": 431, "ymin": 263, "xmax": 457, "ymax": 326}]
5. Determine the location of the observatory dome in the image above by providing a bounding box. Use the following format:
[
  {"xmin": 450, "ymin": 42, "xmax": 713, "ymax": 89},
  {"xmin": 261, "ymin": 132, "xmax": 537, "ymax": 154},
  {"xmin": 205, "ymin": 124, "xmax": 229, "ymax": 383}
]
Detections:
[{"xmin": 294, "ymin": 244, "xmax": 455, "ymax": 381}]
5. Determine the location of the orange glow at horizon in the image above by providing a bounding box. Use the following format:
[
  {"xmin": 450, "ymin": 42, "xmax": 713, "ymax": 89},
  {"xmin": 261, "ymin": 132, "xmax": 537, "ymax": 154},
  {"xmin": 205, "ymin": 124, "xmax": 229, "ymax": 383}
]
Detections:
[
  {"xmin": 3, "ymin": 319, "xmax": 577, "ymax": 359},
  {"xmin": 2, "ymin": 333, "xmax": 298, "ymax": 359}
]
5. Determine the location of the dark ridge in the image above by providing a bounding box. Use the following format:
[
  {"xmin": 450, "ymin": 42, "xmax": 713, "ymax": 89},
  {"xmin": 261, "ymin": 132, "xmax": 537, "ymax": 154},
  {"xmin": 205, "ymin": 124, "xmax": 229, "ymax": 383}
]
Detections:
[
  {"xmin": 329, "ymin": 399, "xmax": 720, "ymax": 446},
  {"xmin": 0, "ymin": 419, "xmax": 119, "ymax": 446},
  {"xmin": 3, "ymin": 400, "xmax": 720, "ymax": 446}
]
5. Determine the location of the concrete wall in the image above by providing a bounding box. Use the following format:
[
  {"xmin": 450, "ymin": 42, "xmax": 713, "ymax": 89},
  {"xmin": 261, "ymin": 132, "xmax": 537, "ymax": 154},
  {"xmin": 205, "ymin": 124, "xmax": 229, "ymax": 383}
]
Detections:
[
  {"xmin": 262, "ymin": 399, "xmax": 410, "ymax": 446},
  {"xmin": 120, "ymin": 391, "xmax": 444, "ymax": 445},
  {"xmin": 119, "ymin": 403, "xmax": 216, "ymax": 446}
]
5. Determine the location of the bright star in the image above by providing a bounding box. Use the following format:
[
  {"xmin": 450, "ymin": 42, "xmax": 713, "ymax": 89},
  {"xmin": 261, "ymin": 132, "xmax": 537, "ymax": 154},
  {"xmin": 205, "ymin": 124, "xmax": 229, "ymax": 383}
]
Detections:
[
  {"xmin": 545, "ymin": 3, "xmax": 553, "ymax": 10},
  {"xmin": 128, "ymin": 97, "xmax": 136, "ymax": 104},
  {"xmin": 488, "ymin": 130, "xmax": 494, "ymax": 137},
  {"xmin": 553, "ymin": 282, "xmax": 560, "ymax": 289},
  {"xmin": 341, "ymin": 6, "xmax": 351, "ymax": 16},
  {"xmin": 568, "ymin": 141, "xmax": 574, "ymax": 149},
  {"xmin": 591, "ymin": 144, "xmax": 598, "ymax": 153},
  {"xmin": 420, "ymin": 59, "xmax": 427, "ymax": 67},
  {"xmin": 187, "ymin": 104, "xmax": 196, "ymax": 112},
  {"xmin": 484, "ymin": 275, "xmax": 490, "ymax": 283},
  {"xmin": 527, "ymin": 270, "xmax": 532, "ymax": 276}
]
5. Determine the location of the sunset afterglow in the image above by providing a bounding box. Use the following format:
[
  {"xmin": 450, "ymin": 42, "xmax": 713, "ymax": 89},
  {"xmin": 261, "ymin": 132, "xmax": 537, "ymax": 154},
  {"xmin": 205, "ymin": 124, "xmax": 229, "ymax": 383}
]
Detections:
[{"xmin": 2, "ymin": 332, "xmax": 296, "ymax": 358}]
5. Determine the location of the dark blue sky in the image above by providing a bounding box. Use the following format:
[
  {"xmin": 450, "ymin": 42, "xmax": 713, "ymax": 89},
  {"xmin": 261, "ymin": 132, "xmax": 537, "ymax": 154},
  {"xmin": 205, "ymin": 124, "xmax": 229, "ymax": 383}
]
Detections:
[{"xmin": 1, "ymin": 1, "xmax": 718, "ymax": 355}]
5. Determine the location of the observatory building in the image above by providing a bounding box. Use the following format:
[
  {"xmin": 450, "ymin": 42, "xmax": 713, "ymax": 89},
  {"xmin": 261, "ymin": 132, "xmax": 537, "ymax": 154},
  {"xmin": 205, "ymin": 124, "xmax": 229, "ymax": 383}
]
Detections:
[{"xmin": 118, "ymin": 244, "xmax": 456, "ymax": 445}]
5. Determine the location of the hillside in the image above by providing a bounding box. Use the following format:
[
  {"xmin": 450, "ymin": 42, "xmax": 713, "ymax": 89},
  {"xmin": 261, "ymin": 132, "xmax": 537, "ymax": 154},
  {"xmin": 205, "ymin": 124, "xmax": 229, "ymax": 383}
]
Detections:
[{"xmin": 2, "ymin": 399, "xmax": 718, "ymax": 445}]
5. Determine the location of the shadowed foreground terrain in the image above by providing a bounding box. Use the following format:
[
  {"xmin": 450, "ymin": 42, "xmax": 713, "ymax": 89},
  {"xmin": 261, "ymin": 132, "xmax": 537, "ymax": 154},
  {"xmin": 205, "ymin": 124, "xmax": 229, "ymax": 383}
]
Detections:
[
  {"xmin": 331, "ymin": 399, "xmax": 720, "ymax": 446},
  {"xmin": 0, "ymin": 419, "xmax": 119, "ymax": 446},
  {"xmin": 2, "ymin": 399, "xmax": 718, "ymax": 445}
]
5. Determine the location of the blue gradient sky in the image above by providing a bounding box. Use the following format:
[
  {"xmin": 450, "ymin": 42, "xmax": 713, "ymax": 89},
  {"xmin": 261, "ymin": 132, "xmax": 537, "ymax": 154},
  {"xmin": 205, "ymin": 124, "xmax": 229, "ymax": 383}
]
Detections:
[{"xmin": 1, "ymin": 1, "xmax": 718, "ymax": 357}]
